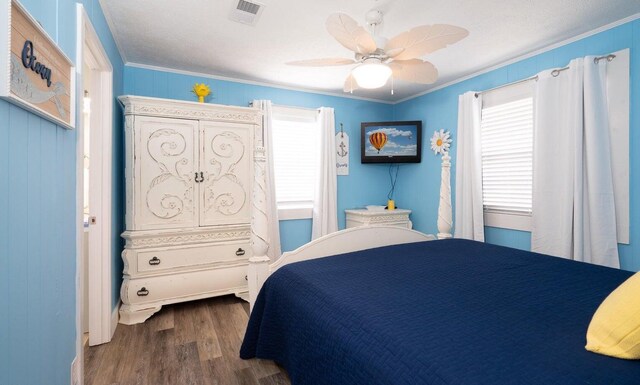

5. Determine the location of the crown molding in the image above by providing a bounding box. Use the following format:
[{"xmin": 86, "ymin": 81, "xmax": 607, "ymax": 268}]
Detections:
[
  {"xmin": 97, "ymin": 0, "xmax": 128, "ymax": 63},
  {"xmin": 115, "ymin": 11, "xmax": 639, "ymax": 106},
  {"xmin": 124, "ymin": 62, "xmax": 395, "ymax": 105},
  {"xmin": 394, "ymin": 12, "xmax": 640, "ymax": 104}
]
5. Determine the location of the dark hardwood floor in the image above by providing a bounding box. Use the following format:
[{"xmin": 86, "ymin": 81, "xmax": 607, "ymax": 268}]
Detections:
[{"xmin": 84, "ymin": 296, "xmax": 290, "ymax": 385}]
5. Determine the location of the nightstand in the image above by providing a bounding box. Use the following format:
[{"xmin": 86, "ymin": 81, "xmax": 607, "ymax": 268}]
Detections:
[{"xmin": 345, "ymin": 209, "xmax": 412, "ymax": 229}]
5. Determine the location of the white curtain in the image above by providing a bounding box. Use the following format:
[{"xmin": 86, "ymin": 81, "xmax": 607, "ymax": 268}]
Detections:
[
  {"xmin": 252, "ymin": 100, "xmax": 282, "ymax": 261},
  {"xmin": 454, "ymin": 91, "xmax": 485, "ymax": 241},
  {"xmin": 312, "ymin": 107, "xmax": 338, "ymax": 240},
  {"xmin": 531, "ymin": 58, "xmax": 619, "ymax": 268}
]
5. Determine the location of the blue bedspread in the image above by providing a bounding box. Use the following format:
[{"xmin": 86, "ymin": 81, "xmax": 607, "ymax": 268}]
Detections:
[{"xmin": 240, "ymin": 239, "xmax": 640, "ymax": 384}]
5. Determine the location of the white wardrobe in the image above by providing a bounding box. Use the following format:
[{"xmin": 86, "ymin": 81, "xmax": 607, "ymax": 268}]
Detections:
[{"xmin": 118, "ymin": 95, "xmax": 261, "ymax": 324}]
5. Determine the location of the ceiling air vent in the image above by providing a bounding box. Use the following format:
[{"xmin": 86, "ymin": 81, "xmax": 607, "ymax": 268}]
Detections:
[{"xmin": 229, "ymin": 0, "xmax": 265, "ymax": 26}]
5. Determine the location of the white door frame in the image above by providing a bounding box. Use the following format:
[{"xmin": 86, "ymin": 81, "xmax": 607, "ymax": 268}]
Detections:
[{"xmin": 75, "ymin": 2, "xmax": 114, "ymax": 370}]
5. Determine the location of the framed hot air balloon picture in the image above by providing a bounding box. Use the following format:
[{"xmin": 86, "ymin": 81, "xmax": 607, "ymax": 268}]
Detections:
[{"xmin": 361, "ymin": 121, "xmax": 422, "ymax": 164}]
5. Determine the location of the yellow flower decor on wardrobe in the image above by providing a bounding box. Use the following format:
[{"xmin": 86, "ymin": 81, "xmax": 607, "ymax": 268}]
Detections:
[
  {"xmin": 430, "ymin": 129, "xmax": 451, "ymax": 155},
  {"xmin": 191, "ymin": 83, "xmax": 211, "ymax": 103}
]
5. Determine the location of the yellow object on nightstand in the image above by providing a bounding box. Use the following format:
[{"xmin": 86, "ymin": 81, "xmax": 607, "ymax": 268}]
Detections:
[{"xmin": 585, "ymin": 271, "xmax": 640, "ymax": 359}]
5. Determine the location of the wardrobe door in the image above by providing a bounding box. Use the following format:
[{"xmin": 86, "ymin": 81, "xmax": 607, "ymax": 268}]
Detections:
[
  {"xmin": 200, "ymin": 121, "xmax": 252, "ymax": 226},
  {"xmin": 135, "ymin": 116, "xmax": 199, "ymax": 230}
]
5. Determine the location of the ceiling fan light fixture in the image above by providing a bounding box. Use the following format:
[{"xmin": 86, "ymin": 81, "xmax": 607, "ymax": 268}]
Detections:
[
  {"xmin": 352, "ymin": 59, "xmax": 392, "ymax": 89},
  {"xmin": 289, "ymin": 12, "xmax": 468, "ymax": 94}
]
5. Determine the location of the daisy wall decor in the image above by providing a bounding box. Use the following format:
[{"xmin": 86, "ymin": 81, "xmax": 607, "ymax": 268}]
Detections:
[{"xmin": 430, "ymin": 129, "xmax": 452, "ymax": 155}]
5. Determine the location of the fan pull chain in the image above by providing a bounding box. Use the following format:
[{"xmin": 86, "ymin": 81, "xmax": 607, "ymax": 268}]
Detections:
[{"xmin": 391, "ymin": 75, "xmax": 394, "ymax": 95}]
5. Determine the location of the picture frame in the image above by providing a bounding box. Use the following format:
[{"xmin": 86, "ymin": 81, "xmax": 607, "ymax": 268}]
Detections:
[
  {"xmin": 0, "ymin": 0, "xmax": 76, "ymax": 129},
  {"xmin": 361, "ymin": 120, "xmax": 422, "ymax": 163}
]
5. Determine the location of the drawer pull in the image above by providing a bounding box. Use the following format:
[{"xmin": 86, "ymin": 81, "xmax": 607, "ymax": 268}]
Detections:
[
  {"xmin": 235, "ymin": 248, "xmax": 246, "ymax": 256},
  {"xmin": 148, "ymin": 256, "xmax": 161, "ymax": 266},
  {"xmin": 137, "ymin": 287, "xmax": 149, "ymax": 297}
]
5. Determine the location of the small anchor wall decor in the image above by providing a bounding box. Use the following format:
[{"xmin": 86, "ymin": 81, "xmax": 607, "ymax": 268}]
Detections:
[
  {"xmin": 337, "ymin": 141, "xmax": 348, "ymax": 157},
  {"xmin": 336, "ymin": 123, "xmax": 349, "ymax": 176}
]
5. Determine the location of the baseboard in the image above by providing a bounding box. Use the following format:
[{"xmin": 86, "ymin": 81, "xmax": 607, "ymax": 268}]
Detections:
[
  {"xmin": 71, "ymin": 356, "xmax": 80, "ymax": 385},
  {"xmin": 235, "ymin": 290, "xmax": 250, "ymax": 302},
  {"xmin": 111, "ymin": 300, "xmax": 121, "ymax": 339}
]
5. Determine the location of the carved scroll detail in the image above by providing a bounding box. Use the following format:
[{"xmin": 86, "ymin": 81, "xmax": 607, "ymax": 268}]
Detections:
[
  {"xmin": 145, "ymin": 129, "xmax": 192, "ymax": 219},
  {"xmin": 205, "ymin": 132, "xmax": 246, "ymax": 215}
]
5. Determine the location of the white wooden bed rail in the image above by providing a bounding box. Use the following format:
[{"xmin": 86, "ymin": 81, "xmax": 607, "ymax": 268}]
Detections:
[{"xmin": 247, "ymin": 226, "xmax": 435, "ymax": 310}]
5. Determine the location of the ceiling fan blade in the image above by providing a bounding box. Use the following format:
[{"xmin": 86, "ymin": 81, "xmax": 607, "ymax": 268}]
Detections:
[
  {"xmin": 326, "ymin": 13, "xmax": 377, "ymax": 55},
  {"xmin": 286, "ymin": 58, "xmax": 356, "ymax": 67},
  {"xmin": 343, "ymin": 73, "xmax": 359, "ymax": 93},
  {"xmin": 389, "ymin": 59, "xmax": 439, "ymax": 84},
  {"xmin": 385, "ymin": 24, "xmax": 469, "ymax": 60}
]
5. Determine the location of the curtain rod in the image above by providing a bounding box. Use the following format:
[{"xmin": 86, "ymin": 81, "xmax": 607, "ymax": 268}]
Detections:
[
  {"xmin": 273, "ymin": 103, "xmax": 320, "ymax": 112},
  {"xmin": 549, "ymin": 53, "xmax": 616, "ymax": 77},
  {"xmin": 474, "ymin": 53, "xmax": 617, "ymax": 98},
  {"xmin": 249, "ymin": 101, "xmax": 320, "ymax": 112},
  {"xmin": 474, "ymin": 76, "xmax": 537, "ymax": 98}
]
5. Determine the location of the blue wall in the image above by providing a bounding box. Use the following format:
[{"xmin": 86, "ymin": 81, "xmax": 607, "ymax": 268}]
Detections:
[
  {"xmin": 393, "ymin": 19, "xmax": 640, "ymax": 271},
  {"xmin": 124, "ymin": 66, "xmax": 395, "ymax": 251},
  {"xmin": 0, "ymin": 1, "xmax": 124, "ymax": 384}
]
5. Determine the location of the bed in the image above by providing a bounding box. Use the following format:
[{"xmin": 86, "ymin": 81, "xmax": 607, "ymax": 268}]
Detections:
[{"xmin": 240, "ymin": 226, "xmax": 640, "ymax": 384}]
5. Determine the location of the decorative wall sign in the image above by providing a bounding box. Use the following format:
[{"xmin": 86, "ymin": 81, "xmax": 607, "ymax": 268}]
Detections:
[
  {"xmin": 336, "ymin": 125, "xmax": 349, "ymax": 176},
  {"xmin": 0, "ymin": 0, "xmax": 75, "ymax": 129}
]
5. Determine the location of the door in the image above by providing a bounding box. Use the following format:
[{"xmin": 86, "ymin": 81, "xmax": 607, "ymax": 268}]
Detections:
[
  {"xmin": 200, "ymin": 121, "xmax": 252, "ymax": 226},
  {"xmin": 81, "ymin": 64, "xmax": 95, "ymax": 337},
  {"xmin": 77, "ymin": 3, "xmax": 115, "ymax": 352},
  {"xmin": 136, "ymin": 116, "xmax": 199, "ymax": 229}
]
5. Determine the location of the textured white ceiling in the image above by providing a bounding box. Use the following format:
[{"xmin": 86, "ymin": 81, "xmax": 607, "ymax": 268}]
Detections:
[{"xmin": 101, "ymin": 0, "xmax": 640, "ymax": 102}]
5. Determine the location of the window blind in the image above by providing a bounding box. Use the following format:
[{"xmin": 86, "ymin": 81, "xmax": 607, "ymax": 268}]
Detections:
[
  {"xmin": 480, "ymin": 97, "xmax": 533, "ymax": 214},
  {"xmin": 271, "ymin": 115, "xmax": 319, "ymax": 205}
]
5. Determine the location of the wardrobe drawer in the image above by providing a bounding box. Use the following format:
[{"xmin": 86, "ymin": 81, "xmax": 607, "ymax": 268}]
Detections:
[
  {"xmin": 136, "ymin": 241, "xmax": 250, "ymax": 273},
  {"xmin": 122, "ymin": 265, "xmax": 248, "ymax": 306}
]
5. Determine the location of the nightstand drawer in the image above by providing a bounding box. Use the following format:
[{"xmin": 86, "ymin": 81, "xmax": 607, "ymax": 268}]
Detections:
[{"xmin": 136, "ymin": 241, "xmax": 250, "ymax": 273}]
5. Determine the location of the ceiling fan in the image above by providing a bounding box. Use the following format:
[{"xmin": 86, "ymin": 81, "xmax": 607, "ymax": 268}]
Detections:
[{"xmin": 287, "ymin": 11, "xmax": 469, "ymax": 92}]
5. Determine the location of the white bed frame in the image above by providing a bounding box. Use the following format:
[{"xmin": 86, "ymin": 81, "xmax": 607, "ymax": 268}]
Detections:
[
  {"xmin": 247, "ymin": 135, "xmax": 452, "ymax": 309},
  {"xmin": 247, "ymin": 226, "xmax": 436, "ymax": 309}
]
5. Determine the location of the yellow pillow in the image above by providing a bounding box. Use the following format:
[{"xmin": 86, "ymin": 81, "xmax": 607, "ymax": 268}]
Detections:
[{"xmin": 586, "ymin": 271, "xmax": 640, "ymax": 359}]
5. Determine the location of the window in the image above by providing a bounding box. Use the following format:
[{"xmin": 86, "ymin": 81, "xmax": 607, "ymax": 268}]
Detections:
[
  {"xmin": 272, "ymin": 105, "xmax": 319, "ymax": 220},
  {"xmin": 480, "ymin": 81, "xmax": 534, "ymax": 231}
]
